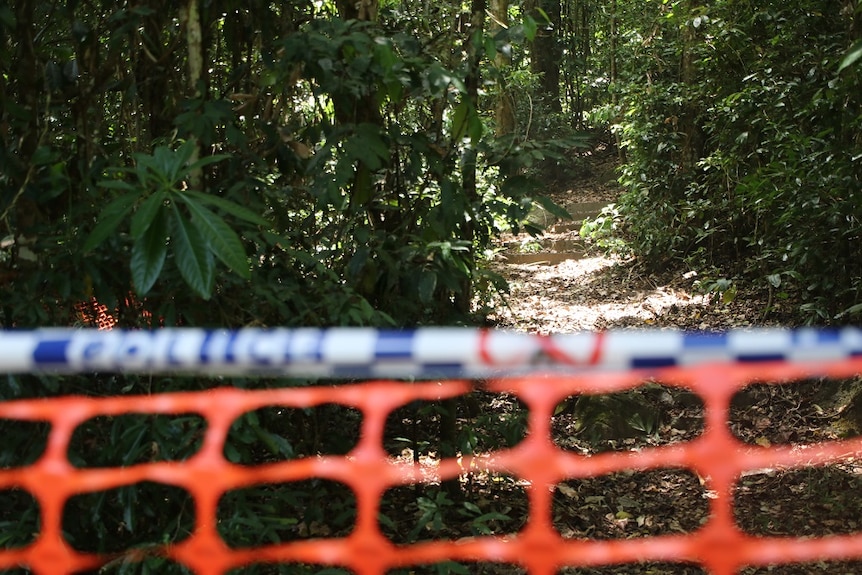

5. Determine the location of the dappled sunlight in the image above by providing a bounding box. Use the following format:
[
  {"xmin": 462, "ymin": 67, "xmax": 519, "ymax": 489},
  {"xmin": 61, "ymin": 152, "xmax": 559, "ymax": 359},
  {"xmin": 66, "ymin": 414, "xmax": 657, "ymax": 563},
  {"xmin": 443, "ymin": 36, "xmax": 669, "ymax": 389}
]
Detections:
[{"xmin": 490, "ymin": 256, "xmax": 710, "ymax": 333}]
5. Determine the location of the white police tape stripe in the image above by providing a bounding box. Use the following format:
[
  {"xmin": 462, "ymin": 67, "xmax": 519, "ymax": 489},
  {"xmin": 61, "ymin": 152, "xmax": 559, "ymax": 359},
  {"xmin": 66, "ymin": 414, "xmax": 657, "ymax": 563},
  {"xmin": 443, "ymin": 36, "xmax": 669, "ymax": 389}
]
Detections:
[{"xmin": 0, "ymin": 327, "xmax": 859, "ymax": 377}]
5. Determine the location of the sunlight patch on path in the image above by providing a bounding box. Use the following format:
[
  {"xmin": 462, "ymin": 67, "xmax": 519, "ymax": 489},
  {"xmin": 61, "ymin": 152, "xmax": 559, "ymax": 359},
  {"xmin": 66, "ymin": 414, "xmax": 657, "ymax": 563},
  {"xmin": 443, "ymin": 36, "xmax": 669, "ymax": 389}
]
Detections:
[{"xmin": 491, "ymin": 256, "xmax": 710, "ymax": 334}]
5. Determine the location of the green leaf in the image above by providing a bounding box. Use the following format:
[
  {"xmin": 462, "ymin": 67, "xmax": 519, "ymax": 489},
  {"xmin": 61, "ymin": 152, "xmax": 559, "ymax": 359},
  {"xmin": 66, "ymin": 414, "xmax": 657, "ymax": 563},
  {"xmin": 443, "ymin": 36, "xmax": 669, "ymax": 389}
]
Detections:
[
  {"xmin": 841, "ymin": 302, "xmax": 862, "ymax": 316},
  {"xmin": 344, "ymin": 125, "xmax": 388, "ymax": 171},
  {"xmin": 123, "ymin": 497, "xmax": 135, "ymax": 532},
  {"xmin": 151, "ymin": 145, "xmax": 181, "ymax": 181},
  {"xmin": 484, "ymin": 35, "xmax": 497, "ymax": 61},
  {"xmin": 97, "ymin": 179, "xmax": 136, "ymax": 191},
  {"xmin": 451, "ymin": 100, "xmax": 471, "ymax": 142},
  {"xmin": 534, "ymin": 195, "xmax": 572, "ymax": 220},
  {"xmin": 468, "ymin": 108, "xmax": 484, "ymax": 142},
  {"xmin": 721, "ymin": 285, "xmax": 738, "ymax": 304},
  {"xmin": 500, "ymin": 174, "xmax": 540, "ymax": 198},
  {"xmin": 838, "ymin": 41, "xmax": 862, "ymax": 72},
  {"xmin": 522, "ymin": 15, "xmax": 538, "ymax": 42},
  {"xmin": 462, "ymin": 501, "xmax": 481, "ymax": 515},
  {"xmin": 83, "ymin": 192, "xmax": 138, "ymax": 252},
  {"xmin": 450, "ymin": 98, "xmax": 484, "ymax": 143},
  {"xmin": 131, "ymin": 191, "xmax": 167, "ymax": 239},
  {"xmin": 179, "ymin": 194, "xmax": 250, "ymax": 279},
  {"xmin": 171, "ymin": 207, "xmax": 215, "ymax": 299},
  {"xmin": 130, "ymin": 208, "xmax": 168, "ymax": 295},
  {"xmin": 187, "ymin": 152, "xmax": 231, "ymax": 173},
  {"xmin": 181, "ymin": 189, "xmax": 269, "ymax": 227},
  {"xmin": 169, "ymin": 141, "xmax": 197, "ymax": 181},
  {"xmin": 355, "ymin": 124, "xmax": 389, "ymax": 165},
  {"xmin": 418, "ymin": 270, "xmax": 437, "ymax": 304}
]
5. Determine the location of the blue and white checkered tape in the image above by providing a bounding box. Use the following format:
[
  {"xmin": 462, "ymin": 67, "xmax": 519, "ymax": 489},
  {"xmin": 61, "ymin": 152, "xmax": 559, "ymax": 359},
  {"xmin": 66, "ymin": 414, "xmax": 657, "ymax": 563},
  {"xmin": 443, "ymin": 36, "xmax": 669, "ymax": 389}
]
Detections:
[{"xmin": 0, "ymin": 327, "xmax": 860, "ymax": 378}]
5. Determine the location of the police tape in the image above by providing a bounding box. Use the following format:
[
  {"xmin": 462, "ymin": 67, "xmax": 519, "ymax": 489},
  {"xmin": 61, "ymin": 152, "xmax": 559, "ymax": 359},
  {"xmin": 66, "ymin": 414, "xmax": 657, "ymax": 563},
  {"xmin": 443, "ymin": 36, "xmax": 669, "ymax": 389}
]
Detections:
[{"xmin": 0, "ymin": 327, "xmax": 860, "ymax": 378}]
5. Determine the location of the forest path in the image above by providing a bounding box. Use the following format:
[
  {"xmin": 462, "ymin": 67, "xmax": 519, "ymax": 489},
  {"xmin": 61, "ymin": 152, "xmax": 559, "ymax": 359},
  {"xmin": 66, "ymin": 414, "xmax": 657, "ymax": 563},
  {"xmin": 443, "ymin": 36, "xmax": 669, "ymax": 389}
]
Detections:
[
  {"xmin": 486, "ymin": 148, "xmax": 785, "ymax": 333},
  {"xmin": 480, "ymin": 153, "xmax": 862, "ymax": 575}
]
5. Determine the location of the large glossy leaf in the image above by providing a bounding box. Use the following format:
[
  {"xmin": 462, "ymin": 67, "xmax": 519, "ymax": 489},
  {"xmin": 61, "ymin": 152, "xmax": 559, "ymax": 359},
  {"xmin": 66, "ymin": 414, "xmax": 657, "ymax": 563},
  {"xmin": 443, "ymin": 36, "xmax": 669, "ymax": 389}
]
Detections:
[
  {"xmin": 839, "ymin": 41, "xmax": 862, "ymax": 72},
  {"xmin": 181, "ymin": 189, "xmax": 269, "ymax": 226},
  {"xmin": 96, "ymin": 179, "xmax": 136, "ymax": 191},
  {"xmin": 424, "ymin": 63, "xmax": 467, "ymax": 97},
  {"xmin": 83, "ymin": 192, "xmax": 138, "ymax": 252},
  {"xmin": 417, "ymin": 270, "xmax": 437, "ymax": 304},
  {"xmin": 171, "ymin": 207, "xmax": 214, "ymax": 299},
  {"xmin": 130, "ymin": 207, "xmax": 168, "ymax": 295},
  {"xmin": 534, "ymin": 195, "xmax": 572, "ymax": 221},
  {"xmin": 354, "ymin": 124, "xmax": 389, "ymax": 167},
  {"xmin": 186, "ymin": 152, "xmax": 231, "ymax": 173},
  {"xmin": 163, "ymin": 142, "xmax": 192, "ymax": 182},
  {"xmin": 179, "ymin": 194, "xmax": 250, "ymax": 279},
  {"xmin": 521, "ymin": 14, "xmax": 538, "ymax": 42},
  {"xmin": 450, "ymin": 100, "xmax": 470, "ymax": 142},
  {"xmin": 130, "ymin": 191, "xmax": 167, "ymax": 240},
  {"xmin": 448, "ymin": 100, "xmax": 483, "ymax": 143}
]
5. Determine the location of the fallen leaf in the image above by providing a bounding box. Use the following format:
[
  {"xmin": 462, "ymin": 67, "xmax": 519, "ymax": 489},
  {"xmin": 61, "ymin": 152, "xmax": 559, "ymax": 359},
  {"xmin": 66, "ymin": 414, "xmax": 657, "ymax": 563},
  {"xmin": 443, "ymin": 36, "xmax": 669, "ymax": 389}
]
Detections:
[{"xmin": 755, "ymin": 436, "xmax": 772, "ymax": 448}]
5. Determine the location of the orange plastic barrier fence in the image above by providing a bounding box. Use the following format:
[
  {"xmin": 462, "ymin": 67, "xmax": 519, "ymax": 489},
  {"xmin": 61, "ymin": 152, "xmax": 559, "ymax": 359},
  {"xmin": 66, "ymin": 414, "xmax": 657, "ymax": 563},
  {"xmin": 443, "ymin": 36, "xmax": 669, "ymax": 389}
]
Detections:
[{"xmin": 4, "ymin": 357, "xmax": 862, "ymax": 574}]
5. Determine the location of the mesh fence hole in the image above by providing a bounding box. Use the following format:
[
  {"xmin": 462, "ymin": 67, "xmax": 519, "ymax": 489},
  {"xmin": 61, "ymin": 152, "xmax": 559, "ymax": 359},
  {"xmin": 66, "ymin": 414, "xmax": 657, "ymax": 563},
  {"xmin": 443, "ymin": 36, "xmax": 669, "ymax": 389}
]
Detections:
[
  {"xmin": 553, "ymin": 469, "xmax": 709, "ymax": 539},
  {"xmin": 384, "ymin": 392, "xmax": 528, "ymax": 460},
  {"xmin": 730, "ymin": 377, "xmax": 862, "ymax": 446},
  {"xmin": 380, "ymin": 476, "xmax": 528, "ymax": 544},
  {"xmin": 0, "ymin": 419, "xmax": 49, "ymax": 468},
  {"xmin": 734, "ymin": 466, "xmax": 862, "ymax": 536},
  {"xmin": 226, "ymin": 565, "xmax": 353, "ymax": 574},
  {"xmin": 225, "ymin": 405, "xmax": 361, "ymax": 464},
  {"xmin": 387, "ymin": 563, "xmax": 525, "ymax": 575},
  {"xmin": 68, "ymin": 413, "xmax": 205, "ymax": 467},
  {"xmin": 739, "ymin": 562, "xmax": 862, "ymax": 574},
  {"xmin": 552, "ymin": 383, "xmax": 704, "ymax": 454},
  {"xmin": 73, "ymin": 557, "xmax": 192, "ymax": 574},
  {"xmin": 0, "ymin": 489, "xmax": 39, "ymax": 549},
  {"xmin": 62, "ymin": 482, "xmax": 195, "ymax": 553},
  {"xmin": 217, "ymin": 480, "xmax": 356, "ymax": 548},
  {"xmin": 558, "ymin": 563, "xmax": 707, "ymax": 574}
]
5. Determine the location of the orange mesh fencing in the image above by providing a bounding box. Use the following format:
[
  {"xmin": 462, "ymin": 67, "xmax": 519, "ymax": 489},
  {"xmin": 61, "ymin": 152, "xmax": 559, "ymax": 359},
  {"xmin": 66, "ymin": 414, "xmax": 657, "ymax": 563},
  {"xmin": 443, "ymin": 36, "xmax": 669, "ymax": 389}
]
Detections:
[
  {"xmin": 3, "ymin": 357, "xmax": 862, "ymax": 574},
  {"xmin": 73, "ymin": 298, "xmax": 117, "ymax": 331}
]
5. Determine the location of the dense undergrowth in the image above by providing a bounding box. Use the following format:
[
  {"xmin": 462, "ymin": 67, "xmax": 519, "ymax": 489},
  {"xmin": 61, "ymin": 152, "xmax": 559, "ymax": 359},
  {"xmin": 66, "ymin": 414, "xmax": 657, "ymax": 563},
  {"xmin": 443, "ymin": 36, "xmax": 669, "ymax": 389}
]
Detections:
[{"xmin": 613, "ymin": 2, "xmax": 862, "ymax": 323}]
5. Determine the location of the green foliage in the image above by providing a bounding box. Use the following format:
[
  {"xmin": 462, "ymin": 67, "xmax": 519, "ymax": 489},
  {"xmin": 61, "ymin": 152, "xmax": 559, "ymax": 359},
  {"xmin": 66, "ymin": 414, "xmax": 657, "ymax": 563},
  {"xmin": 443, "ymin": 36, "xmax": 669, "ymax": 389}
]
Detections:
[
  {"xmin": 579, "ymin": 203, "xmax": 630, "ymax": 255},
  {"xmin": 0, "ymin": 1, "xmax": 589, "ymax": 563},
  {"xmin": 1, "ymin": 0, "xmax": 592, "ymax": 328},
  {"xmin": 380, "ymin": 478, "xmax": 522, "ymax": 545},
  {"xmin": 86, "ymin": 141, "xmax": 251, "ymax": 299},
  {"xmin": 693, "ymin": 276, "xmax": 738, "ymax": 306},
  {"xmin": 839, "ymin": 40, "xmax": 862, "ymax": 72},
  {"xmin": 612, "ymin": 1, "xmax": 862, "ymax": 322},
  {"xmin": 217, "ymin": 480, "xmax": 356, "ymax": 548}
]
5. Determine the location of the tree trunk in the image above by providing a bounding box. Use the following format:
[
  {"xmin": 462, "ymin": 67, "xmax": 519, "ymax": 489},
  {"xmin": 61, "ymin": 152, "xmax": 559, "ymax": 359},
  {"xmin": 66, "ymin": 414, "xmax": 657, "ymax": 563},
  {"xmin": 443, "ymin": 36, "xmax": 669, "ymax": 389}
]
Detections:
[
  {"xmin": 490, "ymin": 0, "xmax": 515, "ymax": 138},
  {"xmin": 453, "ymin": 0, "xmax": 487, "ymax": 316},
  {"xmin": 528, "ymin": 0, "xmax": 562, "ymax": 112},
  {"xmin": 335, "ymin": 0, "xmax": 378, "ymax": 21},
  {"xmin": 181, "ymin": 0, "xmax": 204, "ymax": 188},
  {"xmin": 442, "ymin": 0, "xmax": 487, "ymax": 497},
  {"xmin": 566, "ymin": 0, "xmax": 592, "ymax": 130},
  {"xmin": 333, "ymin": 0, "xmax": 385, "ymax": 230}
]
